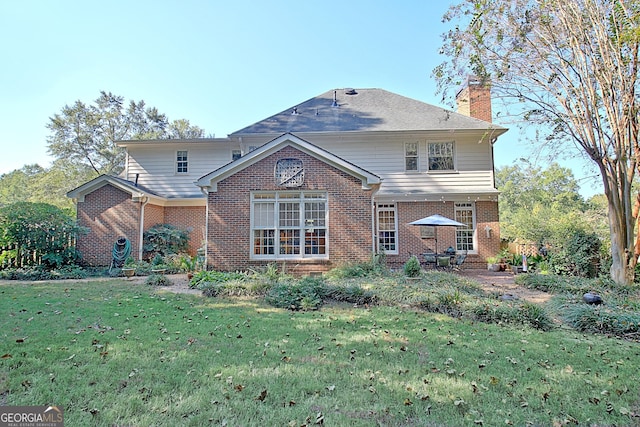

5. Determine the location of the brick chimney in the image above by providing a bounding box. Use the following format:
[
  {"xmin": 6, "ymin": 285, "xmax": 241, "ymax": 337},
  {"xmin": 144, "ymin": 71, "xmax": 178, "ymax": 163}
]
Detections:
[{"xmin": 456, "ymin": 76, "xmax": 492, "ymax": 122}]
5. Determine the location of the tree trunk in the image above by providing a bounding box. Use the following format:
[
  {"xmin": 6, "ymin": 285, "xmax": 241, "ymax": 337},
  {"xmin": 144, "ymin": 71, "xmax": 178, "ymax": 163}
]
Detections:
[{"xmin": 605, "ymin": 178, "xmax": 635, "ymax": 285}]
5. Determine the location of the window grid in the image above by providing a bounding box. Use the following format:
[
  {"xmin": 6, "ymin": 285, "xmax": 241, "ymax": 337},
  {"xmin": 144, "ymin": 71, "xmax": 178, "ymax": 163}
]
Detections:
[
  {"xmin": 428, "ymin": 142, "xmax": 454, "ymax": 171},
  {"xmin": 176, "ymin": 151, "xmax": 188, "ymax": 173},
  {"xmin": 405, "ymin": 142, "xmax": 418, "ymax": 171},
  {"xmin": 279, "ymin": 202, "xmax": 300, "ymax": 227},
  {"xmin": 253, "ymin": 230, "xmax": 275, "ymax": 255},
  {"xmin": 377, "ymin": 204, "xmax": 397, "ymax": 254},
  {"xmin": 251, "ymin": 192, "xmax": 328, "ymax": 259},
  {"xmin": 455, "ymin": 203, "xmax": 475, "ymax": 252}
]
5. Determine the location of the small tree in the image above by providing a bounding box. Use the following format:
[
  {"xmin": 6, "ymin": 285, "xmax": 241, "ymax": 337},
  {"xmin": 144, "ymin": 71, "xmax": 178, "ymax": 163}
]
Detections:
[{"xmin": 404, "ymin": 255, "xmax": 422, "ymax": 277}]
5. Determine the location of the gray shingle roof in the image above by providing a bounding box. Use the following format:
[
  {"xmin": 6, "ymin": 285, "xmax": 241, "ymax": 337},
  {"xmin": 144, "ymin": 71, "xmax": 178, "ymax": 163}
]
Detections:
[{"xmin": 231, "ymin": 88, "xmax": 506, "ymax": 135}]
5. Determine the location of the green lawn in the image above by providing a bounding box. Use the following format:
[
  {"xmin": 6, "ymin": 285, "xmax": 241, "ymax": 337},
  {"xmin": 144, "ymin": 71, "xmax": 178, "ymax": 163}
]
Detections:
[{"xmin": 1, "ymin": 278, "xmax": 639, "ymax": 426}]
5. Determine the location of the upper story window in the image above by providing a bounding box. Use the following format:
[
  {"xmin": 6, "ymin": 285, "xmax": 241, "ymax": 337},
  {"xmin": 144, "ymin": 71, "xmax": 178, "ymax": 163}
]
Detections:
[
  {"xmin": 176, "ymin": 150, "xmax": 188, "ymax": 173},
  {"xmin": 232, "ymin": 150, "xmax": 242, "ymax": 161},
  {"xmin": 428, "ymin": 142, "xmax": 455, "ymax": 171},
  {"xmin": 405, "ymin": 142, "xmax": 418, "ymax": 171}
]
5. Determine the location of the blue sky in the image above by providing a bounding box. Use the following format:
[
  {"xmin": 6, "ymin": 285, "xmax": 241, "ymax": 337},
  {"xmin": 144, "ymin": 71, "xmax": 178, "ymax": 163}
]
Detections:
[{"xmin": 1, "ymin": 1, "xmax": 600, "ymax": 196}]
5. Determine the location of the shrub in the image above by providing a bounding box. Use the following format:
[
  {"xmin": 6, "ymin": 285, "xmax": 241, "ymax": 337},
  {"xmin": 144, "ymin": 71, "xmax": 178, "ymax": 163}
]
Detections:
[
  {"xmin": 143, "ymin": 224, "xmax": 190, "ymax": 258},
  {"xmin": 403, "ymin": 255, "xmax": 421, "ymax": 277},
  {"xmin": 472, "ymin": 301, "xmax": 553, "ymax": 331},
  {"xmin": 550, "ymin": 230, "xmax": 602, "ymax": 277},
  {"xmin": 265, "ymin": 277, "xmax": 327, "ymax": 311},
  {"xmin": 145, "ymin": 274, "xmax": 173, "ymax": 287},
  {"xmin": 325, "ymin": 284, "xmax": 376, "ymax": 305},
  {"xmin": 0, "ymin": 202, "xmax": 86, "ymax": 269},
  {"xmin": 190, "ymin": 270, "xmax": 246, "ymax": 288}
]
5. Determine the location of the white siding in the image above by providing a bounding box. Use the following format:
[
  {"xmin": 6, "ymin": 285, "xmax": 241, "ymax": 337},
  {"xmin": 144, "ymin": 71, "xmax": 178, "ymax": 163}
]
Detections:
[
  {"xmin": 123, "ymin": 130, "xmax": 497, "ymax": 198},
  {"xmin": 125, "ymin": 142, "xmax": 239, "ymax": 197}
]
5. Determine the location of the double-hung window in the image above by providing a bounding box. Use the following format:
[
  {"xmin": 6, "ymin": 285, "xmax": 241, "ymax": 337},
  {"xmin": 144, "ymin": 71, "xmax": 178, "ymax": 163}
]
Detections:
[
  {"xmin": 455, "ymin": 202, "xmax": 475, "ymax": 252},
  {"xmin": 405, "ymin": 142, "xmax": 418, "ymax": 171},
  {"xmin": 251, "ymin": 192, "xmax": 328, "ymax": 259},
  {"xmin": 377, "ymin": 203, "xmax": 398, "ymax": 254},
  {"xmin": 428, "ymin": 142, "xmax": 455, "ymax": 171},
  {"xmin": 176, "ymin": 150, "xmax": 188, "ymax": 173}
]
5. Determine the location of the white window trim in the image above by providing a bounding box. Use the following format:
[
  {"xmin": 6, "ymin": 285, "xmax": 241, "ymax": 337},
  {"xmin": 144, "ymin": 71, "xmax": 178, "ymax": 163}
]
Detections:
[
  {"xmin": 454, "ymin": 202, "xmax": 477, "ymax": 254},
  {"xmin": 250, "ymin": 191, "xmax": 329, "ymax": 260},
  {"xmin": 376, "ymin": 203, "xmax": 399, "ymax": 255}
]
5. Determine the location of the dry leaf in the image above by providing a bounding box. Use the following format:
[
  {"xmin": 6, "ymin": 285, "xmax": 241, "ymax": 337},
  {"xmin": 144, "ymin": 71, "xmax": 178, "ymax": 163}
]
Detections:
[{"xmin": 256, "ymin": 389, "xmax": 267, "ymax": 401}]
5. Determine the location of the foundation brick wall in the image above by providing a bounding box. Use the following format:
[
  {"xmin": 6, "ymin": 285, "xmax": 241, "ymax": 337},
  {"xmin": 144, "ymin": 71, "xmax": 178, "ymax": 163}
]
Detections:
[
  {"xmin": 165, "ymin": 206, "xmax": 206, "ymax": 256},
  {"xmin": 76, "ymin": 185, "xmax": 140, "ymax": 266},
  {"xmin": 207, "ymin": 146, "xmax": 373, "ymax": 273}
]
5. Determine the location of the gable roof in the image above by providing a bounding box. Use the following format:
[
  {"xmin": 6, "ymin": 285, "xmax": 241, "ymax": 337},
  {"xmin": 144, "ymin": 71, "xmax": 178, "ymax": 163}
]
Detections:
[
  {"xmin": 196, "ymin": 133, "xmax": 381, "ymax": 192},
  {"xmin": 231, "ymin": 88, "xmax": 507, "ymax": 135}
]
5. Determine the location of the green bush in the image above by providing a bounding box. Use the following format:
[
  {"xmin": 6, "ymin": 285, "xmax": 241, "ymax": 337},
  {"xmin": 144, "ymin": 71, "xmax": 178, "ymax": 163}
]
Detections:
[
  {"xmin": 550, "ymin": 230, "xmax": 602, "ymax": 277},
  {"xmin": 145, "ymin": 274, "xmax": 173, "ymax": 287},
  {"xmin": 0, "ymin": 202, "xmax": 86, "ymax": 269},
  {"xmin": 325, "ymin": 284, "xmax": 376, "ymax": 305},
  {"xmin": 403, "ymin": 255, "xmax": 421, "ymax": 277},
  {"xmin": 143, "ymin": 224, "xmax": 190, "ymax": 258},
  {"xmin": 265, "ymin": 277, "xmax": 327, "ymax": 311},
  {"xmin": 190, "ymin": 270, "xmax": 247, "ymax": 289},
  {"xmin": 472, "ymin": 301, "xmax": 553, "ymax": 331}
]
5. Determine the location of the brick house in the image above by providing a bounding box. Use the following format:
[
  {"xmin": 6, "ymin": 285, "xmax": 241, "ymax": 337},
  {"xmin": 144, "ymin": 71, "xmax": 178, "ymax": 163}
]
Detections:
[{"xmin": 68, "ymin": 80, "xmax": 507, "ymax": 273}]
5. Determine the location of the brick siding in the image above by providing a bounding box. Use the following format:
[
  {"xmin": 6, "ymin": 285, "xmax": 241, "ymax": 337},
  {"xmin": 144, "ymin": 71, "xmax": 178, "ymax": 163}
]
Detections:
[
  {"xmin": 207, "ymin": 146, "xmax": 373, "ymax": 274},
  {"xmin": 76, "ymin": 184, "xmax": 140, "ymax": 266},
  {"xmin": 165, "ymin": 206, "xmax": 206, "ymax": 255}
]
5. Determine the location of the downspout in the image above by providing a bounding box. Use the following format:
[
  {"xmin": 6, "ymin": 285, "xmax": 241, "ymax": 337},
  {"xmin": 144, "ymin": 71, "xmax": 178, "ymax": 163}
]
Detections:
[
  {"xmin": 200, "ymin": 186, "xmax": 209, "ymax": 269},
  {"xmin": 138, "ymin": 196, "xmax": 149, "ymax": 261},
  {"xmin": 370, "ymin": 186, "xmax": 380, "ymax": 255}
]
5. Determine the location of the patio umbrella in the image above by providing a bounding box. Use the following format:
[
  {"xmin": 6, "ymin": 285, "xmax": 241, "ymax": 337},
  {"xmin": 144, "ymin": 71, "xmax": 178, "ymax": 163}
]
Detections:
[{"xmin": 409, "ymin": 214, "xmax": 466, "ymax": 254}]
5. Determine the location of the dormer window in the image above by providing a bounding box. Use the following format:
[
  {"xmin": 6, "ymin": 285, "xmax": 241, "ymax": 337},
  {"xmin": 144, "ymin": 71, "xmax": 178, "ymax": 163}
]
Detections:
[
  {"xmin": 176, "ymin": 150, "xmax": 188, "ymax": 174},
  {"xmin": 405, "ymin": 142, "xmax": 418, "ymax": 171},
  {"xmin": 428, "ymin": 142, "xmax": 455, "ymax": 171}
]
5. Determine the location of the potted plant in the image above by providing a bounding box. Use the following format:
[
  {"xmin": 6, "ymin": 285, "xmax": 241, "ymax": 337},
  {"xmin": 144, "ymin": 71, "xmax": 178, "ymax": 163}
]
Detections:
[
  {"xmin": 180, "ymin": 254, "xmax": 199, "ymax": 280},
  {"xmin": 486, "ymin": 256, "xmax": 501, "ymax": 272},
  {"xmin": 150, "ymin": 254, "xmax": 167, "ymax": 274},
  {"xmin": 122, "ymin": 256, "xmax": 136, "ymax": 277}
]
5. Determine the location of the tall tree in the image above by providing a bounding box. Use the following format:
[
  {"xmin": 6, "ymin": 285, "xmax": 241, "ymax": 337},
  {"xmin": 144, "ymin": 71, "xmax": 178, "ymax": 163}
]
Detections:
[
  {"xmin": 435, "ymin": 0, "xmax": 640, "ymax": 284},
  {"xmin": 46, "ymin": 91, "xmax": 205, "ymax": 176}
]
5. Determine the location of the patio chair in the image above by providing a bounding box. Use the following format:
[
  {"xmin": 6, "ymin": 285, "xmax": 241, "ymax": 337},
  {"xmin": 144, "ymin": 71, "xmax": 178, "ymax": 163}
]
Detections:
[
  {"xmin": 452, "ymin": 251, "xmax": 467, "ymax": 271},
  {"xmin": 436, "ymin": 256, "xmax": 451, "ymax": 270},
  {"xmin": 422, "ymin": 252, "xmax": 437, "ymax": 268}
]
